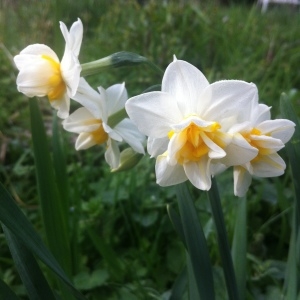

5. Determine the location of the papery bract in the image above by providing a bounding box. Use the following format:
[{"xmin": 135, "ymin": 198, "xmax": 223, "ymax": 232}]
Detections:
[
  {"xmin": 63, "ymin": 78, "xmax": 145, "ymax": 169},
  {"xmin": 126, "ymin": 57, "xmax": 259, "ymax": 190},
  {"xmin": 14, "ymin": 18, "xmax": 83, "ymax": 119}
]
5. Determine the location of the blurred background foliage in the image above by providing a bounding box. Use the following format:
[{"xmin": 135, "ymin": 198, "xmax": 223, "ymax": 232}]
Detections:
[{"xmin": 0, "ymin": 0, "xmax": 299, "ymax": 299}]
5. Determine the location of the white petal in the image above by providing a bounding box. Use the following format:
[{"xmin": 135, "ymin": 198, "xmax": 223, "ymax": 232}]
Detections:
[
  {"xmin": 162, "ymin": 59, "xmax": 209, "ymax": 116},
  {"xmin": 200, "ymin": 131, "xmax": 226, "ymax": 159},
  {"xmin": 16, "ymin": 59, "xmax": 54, "ymax": 97},
  {"xmin": 51, "ymin": 93, "xmax": 70, "ymax": 119},
  {"xmin": 125, "ymin": 92, "xmax": 182, "ymax": 138},
  {"xmin": 251, "ymin": 153, "xmax": 286, "ymax": 177},
  {"xmin": 75, "ymin": 132, "xmax": 97, "ymax": 150},
  {"xmin": 167, "ymin": 131, "xmax": 186, "ymax": 165},
  {"xmin": 63, "ymin": 107, "xmax": 99, "ymax": 133},
  {"xmin": 61, "ymin": 49, "xmax": 81, "ymax": 97},
  {"xmin": 147, "ymin": 137, "xmax": 169, "ymax": 158},
  {"xmin": 251, "ymin": 104, "xmax": 271, "ymax": 125},
  {"xmin": 257, "ymin": 119, "xmax": 295, "ymax": 144},
  {"xmin": 183, "ymin": 158, "xmax": 212, "ymax": 190},
  {"xmin": 199, "ymin": 80, "xmax": 258, "ymax": 130},
  {"xmin": 105, "ymin": 139, "xmax": 120, "ymax": 169},
  {"xmin": 14, "ymin": 44, "xmax": 59, "ymax": 70},
  {"xmin": 60, "ymin": 19, "xmax": 83, "ymax": 55},
  {"xmin": 221, "ymin": 133, "xmax": 258, "ymax": 166},
  {"xmin": 103, "ymin": 123, "xmax": 122, "ymax": 142},
  {"xmin": 112, "ymin": 119, "xmax": 145, "ymax": 154},
  {"xmin": 251, "ymin": 135, "xmax": 284, "ymax": 153},
  {"xmin": 234, "ymin": 166, "xmax": 252, "ymax": 197},
  {"xmin": 155, "ymin": 154, "xmax": 187, "ymax": 186},
  {"xmin": 104, "ymin": 83, "xmax": 128, "ymax": 115},
  {"xmin": 72, "ymin": 78, "xmax": 103, "ymax": 119}
]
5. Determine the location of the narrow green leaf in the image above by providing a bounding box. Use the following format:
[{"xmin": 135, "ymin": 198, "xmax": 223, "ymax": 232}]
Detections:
[
  {"xmin": 208, "ymin": 178, "xmax": 239, "ymax": 300},
  {"xmin": 30, "ymin": 99, "xmax": 71, "ymax": 277},
  {"xmin": 0, "ymin": 277, "xmax": 19, "ymax": 300},
  {"xmin": 280, "ymin": 93, "xmax": 300, "ymax": 222},
  {"xmin": 52, "ymin": 114, "xmax": 70, "ymax": 229},
  {"xmin": 231, "ymin": 197, "xmax": 247, "ymax": 300},
  {"xmin": 176, "ymin": 183, "xmax": 215, "ymax": 300},
  {"xmin": 170, "ymin": 266, "xmax": 188, "ymax": 300},
  {"xmin": 167, "ymin": 204, "xmax": 186, "ymax": 248},
  {"xmin": 2, "ymin": 224, "xmax": 56, "ymax": 300},
  {"xmin": 284, "ymin": 208, "xmax": 298, "ymax": 299},
  {"xmin": 0, "ymin": 182, "xmax": 85, "ymax": 300},
  {"xmin": 186, "ymin": 252, "xmax": 201, "ymax": 300}
]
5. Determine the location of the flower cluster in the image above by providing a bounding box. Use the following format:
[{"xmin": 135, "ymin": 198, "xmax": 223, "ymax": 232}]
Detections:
[
  {"xmin": 13, "ymin": 19, "xmax": 145, "ymax": 169},
  {"xmin": 13, "ymin": 19, "xmax": 295, "ymax": 197},
  {"xmin": 125, "ymin": 57, "xmax": 295, "ymax": 197}
]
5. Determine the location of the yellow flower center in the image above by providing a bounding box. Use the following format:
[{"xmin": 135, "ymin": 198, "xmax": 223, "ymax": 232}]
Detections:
[
  {"xmin": 168, "ymin": 121, "xmax": 224, "ymax": 164},
  {"xmin": 84, "ymin": 119, "xmax": 109, "ymax": 145},
  {"xmin": 242, "ymin": 128, "xmax": 272, "ymax": 162},
  {"xmin": 41, "ymin": 55, "xmax": 66, "ymax": 102}
]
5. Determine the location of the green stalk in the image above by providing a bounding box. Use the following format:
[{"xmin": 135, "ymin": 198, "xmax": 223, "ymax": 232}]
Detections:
[
  {"xmin": 231, "ymin": 196, "xmax": 247, "ymax": 300},
  {"xmin": 207, "ymin": 178, "xmax": 239, "ymax": 300},
  {"xmin": 176, "ymin": 183, "xmax": 215, "ymax": 300}
]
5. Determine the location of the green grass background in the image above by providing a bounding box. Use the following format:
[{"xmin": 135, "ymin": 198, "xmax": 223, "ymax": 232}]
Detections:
[{"xmin": 0, "ymin": 0, "xmax": 300, "ymax": 299}]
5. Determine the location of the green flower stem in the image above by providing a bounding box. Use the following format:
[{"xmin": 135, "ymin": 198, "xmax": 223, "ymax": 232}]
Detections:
[
  {"xmin": 81, "ymin": 51, "xmax": 163, "ymax": 77},
  {"xmin": 107, "ymin": 108, "xmax": 128, "ymax": 128},
  {"xmin": 232, "ymin": 196, "xmax": 247, "ymax": 300},
  {"xmin": 176, "ymin": 183, "xmax": 215, "ymax": 300},
  {"xmin": 207, "ymin": 178, "xmax": 239, "ymax": 300}
]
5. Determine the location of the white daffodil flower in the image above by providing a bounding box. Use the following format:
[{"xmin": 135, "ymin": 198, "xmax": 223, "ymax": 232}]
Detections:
[
  {"xmin": 125, "ymin": 57, "xmax": 259, "ymax": 191},
  {"xmin": 232, "ymin": 103, "xmax": 295, "ymax": 197},
  {"xmin": 14, "ymin": 18, "xmax": 83, "ymax": 119},
  {"xmin": 63, "ymin": 78, "xmax": 145, "ymax": 169}
]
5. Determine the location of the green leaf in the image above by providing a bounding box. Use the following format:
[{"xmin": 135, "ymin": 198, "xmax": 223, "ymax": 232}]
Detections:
[
  {"xmin": 2, "ymin": 225, "xmax": 56, "ymax": 300},
  {"xmin": 170, "ymin": 266, "xmax": 188, "ymax": 300},
  {"xmin": 0, "ymin": 182, "xmax": 85, "ymax": 300},
  {"xmin": 176, "ymin": 183, "xmax": 215, "ymax": 300},
  {"xmin": 207, "ymin": 178, "xmax": 239, "ymax": 300},
  {"xmin": 0, "ymin": 277, "xmax": 19, "ymax": 300},
  {"xmin": 30, "ymin": 99, "xmax": 72, "ymax": 277},
  {"xmin": 167, "ymin": 204, "xmax": 186, "ymax": 248},
  {"xmin": 280, "ymin": 93, "xmax": 300, "ymax": 222},
  {"xmin": 231, "ymin": 196, "xmax": 247, "ymax": 300}
]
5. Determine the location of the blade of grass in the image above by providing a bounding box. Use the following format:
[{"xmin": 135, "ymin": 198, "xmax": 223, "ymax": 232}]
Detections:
[
  {"xmin": 2, "ymin": 224, "xmax": 56, "ymax": 300},
  {"xmin": 207, "ymin": 178, "xmax": 239, "ymax": 300},
  {"xmin": 0, "ymin": 182, "xmax": 85, "ymax": 299},
  {"xmin": 30, "ymin": 99, "xmax": 71, "ymax": 277},
  {"xmin": 231, "ymin": 196, "xmax": 247, "ymax": 300},
  {"xmin": 176, "ymin": 183, "xmax": 215, "ymax": 300},
  {"xmin": 0, "ymin": 277, "xmax": 19, "ymax": 300}
]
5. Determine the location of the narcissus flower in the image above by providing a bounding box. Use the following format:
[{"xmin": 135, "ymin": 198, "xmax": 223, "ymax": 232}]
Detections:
[
  {"xmin": 232, "ymin": 103, "xmax": 295, "ymax": 197},
  {"xmin": 125, "ymin": 57, "xmax": 259, "ymax": 190},
  {"xmin": 14, "ymin": 18, "xmax": 83, "ymax": 119},
  {"xmin": 63, "ymin": 78, "xmax": 145, "ymax": 169}
]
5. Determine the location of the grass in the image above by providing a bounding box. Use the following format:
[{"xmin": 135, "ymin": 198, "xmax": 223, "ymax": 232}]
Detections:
[{"xmin": 0, "ymin": 0, "xmax": 300, "ymax": 299}]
